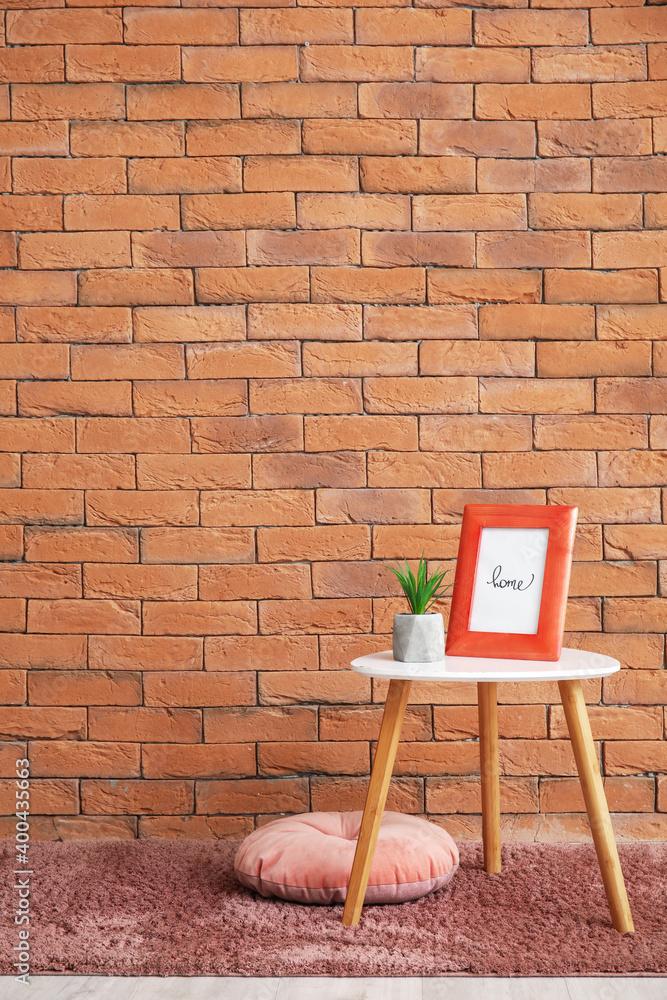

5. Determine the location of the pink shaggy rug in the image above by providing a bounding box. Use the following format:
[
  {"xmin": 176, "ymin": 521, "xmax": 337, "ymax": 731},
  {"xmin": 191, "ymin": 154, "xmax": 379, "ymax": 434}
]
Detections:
[{"xmin": 0, "ymin": 839, "xmax": 665, "ymax": 976}]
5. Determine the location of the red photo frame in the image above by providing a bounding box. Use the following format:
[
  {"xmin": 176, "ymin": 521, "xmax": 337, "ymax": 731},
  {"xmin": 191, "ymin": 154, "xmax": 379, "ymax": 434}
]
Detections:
[{"xmin": 445, "ymin": 504, "xmax": 578, "ymax": 661}]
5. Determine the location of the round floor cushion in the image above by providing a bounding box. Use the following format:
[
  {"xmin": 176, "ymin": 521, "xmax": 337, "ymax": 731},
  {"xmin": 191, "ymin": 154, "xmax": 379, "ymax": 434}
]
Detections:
[{"xmin": 234, "ymin": 811, "xmax": 459, "ymax": 905}]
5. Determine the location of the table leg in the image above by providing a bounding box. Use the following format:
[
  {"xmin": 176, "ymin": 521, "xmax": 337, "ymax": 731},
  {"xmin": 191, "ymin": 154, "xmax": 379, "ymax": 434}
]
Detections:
[
  {"xmin": 342, "ymin": 678, "xmax": 411, "ymax": 926},
  {"xmin": 558, "ymin": 678, "xmax": 634, "ymax": 934},
  {"xmin": 478, "ymin": 681, "xmax": 502, "ymax": 874}
]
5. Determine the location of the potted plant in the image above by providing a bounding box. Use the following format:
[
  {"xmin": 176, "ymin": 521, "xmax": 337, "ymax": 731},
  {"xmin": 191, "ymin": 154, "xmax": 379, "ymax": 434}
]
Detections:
[{"xmin": 389, "ymin": 554, "xmax": 452, "ymax": 663}]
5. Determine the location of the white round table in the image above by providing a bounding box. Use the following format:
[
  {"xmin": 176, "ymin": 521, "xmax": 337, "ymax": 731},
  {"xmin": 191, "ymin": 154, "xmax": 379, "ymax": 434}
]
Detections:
[{"xmin": 341, "ymin": 647, "xmax": 634, "ymax": 935}]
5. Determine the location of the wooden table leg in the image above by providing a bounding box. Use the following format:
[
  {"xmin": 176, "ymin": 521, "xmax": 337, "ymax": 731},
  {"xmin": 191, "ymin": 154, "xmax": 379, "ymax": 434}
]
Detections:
[
  {"xmin": 558, "ymin": 678, "xmax": 634, "ymax": 934},
  {"xmin": 478, "ymin": 681, "xmax": 501, "ymax": 874},
  {"xmin": 342, "ymin": 678, "xmax": 411, "ymax": 926}
]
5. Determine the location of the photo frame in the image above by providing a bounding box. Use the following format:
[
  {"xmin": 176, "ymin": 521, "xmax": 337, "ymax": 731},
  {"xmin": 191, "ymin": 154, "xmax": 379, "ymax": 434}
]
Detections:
[{"xmin": 445, "ymin": 504, "xmax": 578, "ymax": 661}]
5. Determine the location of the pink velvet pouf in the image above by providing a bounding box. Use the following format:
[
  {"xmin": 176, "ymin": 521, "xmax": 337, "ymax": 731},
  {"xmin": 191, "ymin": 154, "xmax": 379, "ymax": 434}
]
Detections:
[{"xmin": 234, "ymin": 811, "xmax": 459, "ymax": 905}]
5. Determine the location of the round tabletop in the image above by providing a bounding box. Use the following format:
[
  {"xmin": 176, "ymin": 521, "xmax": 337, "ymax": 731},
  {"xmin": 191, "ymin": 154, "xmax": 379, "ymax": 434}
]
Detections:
[{"xmin": 350, "ymin": 647, "xmax": 620, "ymax": 682}]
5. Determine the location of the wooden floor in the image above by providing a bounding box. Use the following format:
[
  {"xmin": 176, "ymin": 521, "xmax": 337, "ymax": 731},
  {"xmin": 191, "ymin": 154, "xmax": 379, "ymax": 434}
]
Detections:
[{"xmin": 1, "ymin": 978, "xmax": 665, "ymax": 999}]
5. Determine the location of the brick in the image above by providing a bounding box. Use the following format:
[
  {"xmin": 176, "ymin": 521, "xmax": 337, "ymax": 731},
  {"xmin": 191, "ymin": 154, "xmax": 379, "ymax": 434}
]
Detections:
[
  {"xmin": 257, "ymin": 526, "xmax": 370, "ymax": 563},
  {"xmin": 552, "ymin": 704, "xmax": 662, "ymax": 740},
  {"xmin": 320, "ymin": 705, "xmax": 431, "ymax": 742},
  {"xmin": 599, "ymin": 449, "xmax": 667, "ymax": 488},
  {"xmin": 303, "ymin": 342, "xmax": 416, "ymax": 378},
  {"xmin": 421, "ymin": 415, "xmax": 532, "ymax": 453},
  {"xmin": 0, "ymin": 454, "xmax": 19, "ymax": 488},
  {"xmin": 134, "ymin": 305, "xmax": 245, "ymax": 343},
  {"xmin": 0, "ymin": 778, "xmax": 78, "ymax": 815},
  {"xmin": 591, "ymin": 9, "xmax": 667, "ymax": 45},
  {"xmin": 541, "ymin": 776, "xmax": 654, "ymax": 814},
  {"xmin": 538, "ymin": 119, "xmax": 652, "ymax": 157},
  {"xmin": 0, "ymin": 122, "xmax": 69, "ymax": 159},
  {"xmin": 244, "ymin": 155, "xmax": 357, "ymax": 193},
  {"xmin": 434, "ymin": 705, "xmax": 546, "ymax": 740},
  {"xmin": 594, "ymin": 157, "xmax": 667, "ymax": 193},
  {"xmin": 187, "ymin": 342, "xmax": 299, "ymax": 379},
  {"xmin": 529, "ymin": 193, "xmax": 641, "ymax": 231},
  {"xmin": 201, "ymin": 490, "xmax": 314, "ymax": 527},
  {"xmin": 86, "ymin": 490, "xmax": 199, "ymax": 527},
  {"xmin": 0, "ymin": 46, "xmax": 64, "ymax": 85},
  {"xmin": 477, "ymin": 84, "xmax": 591, "ymax": 121},
  {"xmin": 18, "ymin": 381, "xmax": 131, "ymax": 417},
  {"xmin": 29, "ymin": 741, "xmax": 139, "ymax": 779},
  {"xmin": 297, "ymin": 193, "xmax": 409, "ymax": 232},
  {"xmin": 25, "ymin": 527, "xmax": 138, "ymax": 564},
  {"xmin": 128, "ymin": 83, "xmax": 238, "ymax": 118},
  {"xmin": 316, "ymin": 488, "xmax": 431, "ymax": 525},
  {"xmin": 421, "ymin": 341, "xmax": 534, "ymax": 377},
  {"xmin": 598, "ymin": 379, "xmax": 667, "ymax": 415},
  {"xmin": 481, "ymin": 377, "xmax": 593, "ymax": 414},
  {"xmin": 0, "ymin": 526, "xmax": 23, "ymax": 561},
  {"xmin": 84, "ymin": 564, "xmax": 197, "ymax": 601},
  {"xmin": 373, "ymin": 525, "xmax": 460, "ymax": 560},
  {"xmin": 19, "ymin": 232, "xmax": 130, "ymax": 270},
  {"xmin": 204, "ymin": 706, "xmax": 317, "ymax": 743},
  {"xmin": 29, "ymin": 669, "xmax": 141, "ymax": 706},
  {"xmin": 301, "ymin": 45, "xmax": 413, "ymax": 84},
  {"xmin": 196, "ymin": 778, "xmax": 309, "ymax": 815},
  {"xmin": 89, "ymin": 636, "xmax": 202, "ymax": 673},
  {"xmin": 0, "ymin": 489, "xmax": 83, "ymax": 526},
  {"xmin": 597, "ymin": 305, "xmax": 667, "ymax": 340},
  {"xmin": 12, "ymin": 83, "xmax": 125, "ymax": 121},
  {"xmin": 428, "ymin": 270, "xmax": 541, "ymax": 306},
  {"xmin": 0, "ymin": 272, "xmax": 76, "ymax": 308},
  {"xmin": 0, "ymin": 344, "xmax": 68, "ymax": 379},
  {"xmin": 144, "ymin": 671, "xmax": 255, "ymax": 708},
  {"xmin": 134, "ymin": 379, "xmax": 246, "ymax": 417},
  {"xmin": 537, "ymin": 342, "xmax": 651, "ymax": 378},
  {"xmin": 604, "ymin": 741, "xmax": 667, "ymax": 776},
  {"xmin": 243, "ymin": 82, "xmax": 356, "ymax": 119},
  {"xmin": 249, "ymin": 377, "xmax": 361, "ymax": 415},
  {"xmin": 533, "ymin": 46, "xmax": 647, "ymax": 84},
  {"xmin": 367, "ymin": 452, "xmax": 480, "ymax": 488},
  {"xmin": 72, "ymin": 122, "xmax": 184, "ymax": 158},
  {"xmin": 303, "ymin": 120, "xmax": 417, "ymax": 156},
  {"xmin": 23, "ymin": 454, "xmax": 134, "ymax": 490},
  {"xmin": 0, "ymin": 669, "xmax": 26, "ymax": 704},
  {"xmin": 605, "ymin": 598, "xmax": 667, "ymax": 633},
  {"xmin": 646, "ymin": 194, "xmax": 667, "ymax": 228},
  {"xmin": 548, "ymin": 487, "xmax": 660, "ymax": 524},
  {"xmin": 311, "ymin": 776, "xmax": 423, "ymax": 815},
  {"xmin": 483, "ymin": 452, "xmax": 597, "ymax": 488},
  {"xmin": 356, "ymin": 10, "xmax": 471, "ymax": 46},
  {"xmin": 143, "ymin": 600, "xmax": 257, "ymax": 636},
  {"xmin": 649, "ymin": 414, "xmax": 667, "ymax": 447},
  {"xmin": 414, "ymin": 194, "xmax": 526, "ymax": 231},
  {"xmin": 535, "ymin": 415, "xmax": 647, "ymax": 452},
  {"xmin": 427, "ymin": 777, "xmax": 538, "ymax": 815},
  {"xmin": 15, "ymin": 158, "xmax": 126, "ymax": 196},
  {"xmin": 18, "ymin": 307, "xmax": 131, "ymax": 344},
  {"xmin": 544, "ymin": 269, "xmax": 657, "ymax": 305},
  {"xmin": 192, "ymin": 415, "xmax": 302, "ymax": 454},
  {"xmin": 416, "ymin": 46, "xmax": 529, "ymax": 84},
  {"xmin": 594, "ymin": 234, "xmax": 667, "ymax": 269},
  {"xmin": 183, "ymin": 193, "xmax": 294, "ymax": 231},
  {"xmin": 0, "ymin": 634, "xmax": 86, "ymax": 671},
  {"xmin": 311, "ymin": 266, "xmax": 424, "ymax": 305},
  {"xmin": 82, "ymin": 779, "xmax": 193, "ymax": 815},
  {"xmin": 569, "ymin": 559, "xmax": 656, "ymax": 597},
  {"xmin": 142, "ymin": 744, "xmax": 254, "ymax": 780},
  {"xmin": 305, "ymin": 415, "xmax": 418, "ymax": 452},
  {"xmin": 0, "ymin": 238, "xmax": 16, "ymax": 268},
  {"xmin": 248, "ymin": 230, "xmax": 360, "ymax": 267},
  {"xmin": 259, "ymin": 741, "xmax": 368, "ymax": 777},
  {"xmin": 141, "ymin": 527, "xmax": 254, "ymax": 565},
  {"xmin": 477, "ymin": 231, "xmax": 591, "ymax": 269},
  {"xmin": 183, "ymin": 46, "xmax": 297, "ymax": 85},
  {"xmin": 253, "ymin": 452, "xmax": 365, "ymax": 489},
  {"xmin": 605, "ymin": 524, "xmax": 667, "ymax": 560},
  {"xmin": 311, "ymin": 561, "xmax": 407, "ymax": 599},
  {"xmin": 28, "ymin": 599, "xmax": 140, "ymax": 635},
  {"xmin": 650, "ymin": 45, "xmax": 667, "ymax": 81},
  {"xmin": 477, "ymin": 158, "xmax": 590, "ymax": 195},
  {"xmin": 0, "ymin": 599, "xmax": 25, "ymax": 632},
  {"xmin": 480, "ymin": 304, "xmax": 594, "ymax": 341},
  {"xmin": 476, "ymin": 10, "xmax": 587, "ymax": 47},
  {"xmin": 65, "ymin": 194, "xmax": 179, "ymax": 232},
  {"xmin": 129, "ymin": 157, "xmax": 241, "ymax": 196},
  {"xmin": 187, "ymin": 120, "xmax": 300, "ymax": 157},
  {"xmin": 421, "ymin": 120, "xmax": 535, "ymax": 158},
  {"xmin": 359, "ymin": 82, "xmax": 471, "ymax": 120},
  {"xmin": 0, "ymin": 194, "xmax": 62, "ymax": 232},
  {"xmin": 77, "ymin": 417, "xmax": 190, "ymax": 454},
  {"xmin": 0, "ymin": 382, "xmax": 16, "ymax": 416},
  {"xmin": 67, "ymin": 47, "xmax": 181, "ymax": 84},
  {"xmin": 240, "ymin": 10, "xmax": 353, "ymax": 45},
  {"xmin": 200, "ymin": 564, "xmax": 310, "ymax": 601},
  {"xmin": 6, "ymin": 10, "xmax": 122, "ymax": 45},
  {"xmin": 361, "ymin": 156, "xmax": 474, "ymax": 196},
  {"xmin": 205, "ymin": 636, "xmax": 318, "ymax": 673},
  {"xmin": 124, "ymin": 8, "xmax": 238, "ymax": 45},
  {"xmin": 258, "ymin": 671, "xmax": 371, "ymax": 705},
  {"xmin": 137, "ymin": 454, "xmax": 250, "ymax": 490},
  {"xmin": 593, "ymin": 82, "xmax": 667, "ymax": 118},
  {"xmin": 248, "ymin": 304, "xmax": 361, "ymax": 342},
  {"xmin": 132, "ymin": 232, "xmax": 245, "ymax": 267},
  {"xmin": 364, "ymin": 376, "xmax": 477, "ymax": 414}
]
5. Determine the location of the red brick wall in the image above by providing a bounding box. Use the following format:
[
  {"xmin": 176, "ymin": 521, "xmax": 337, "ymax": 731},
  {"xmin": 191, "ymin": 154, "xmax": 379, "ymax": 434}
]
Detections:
[{"xmin": 0, "ymin": 1, "xmax": 666, "ymax": 843}]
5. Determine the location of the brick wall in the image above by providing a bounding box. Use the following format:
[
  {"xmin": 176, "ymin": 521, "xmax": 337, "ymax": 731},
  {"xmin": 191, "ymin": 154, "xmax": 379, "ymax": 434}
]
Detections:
[{"xmin": 0, "ymin": 1, "xmax": 666, "ymax": 843}]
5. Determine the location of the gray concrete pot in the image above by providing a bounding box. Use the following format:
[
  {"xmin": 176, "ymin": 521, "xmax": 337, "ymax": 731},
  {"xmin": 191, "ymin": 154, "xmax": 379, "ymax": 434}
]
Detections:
[{"xmin": 393, "ymin": 612, "xmax": 445, "ymax": 663}]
